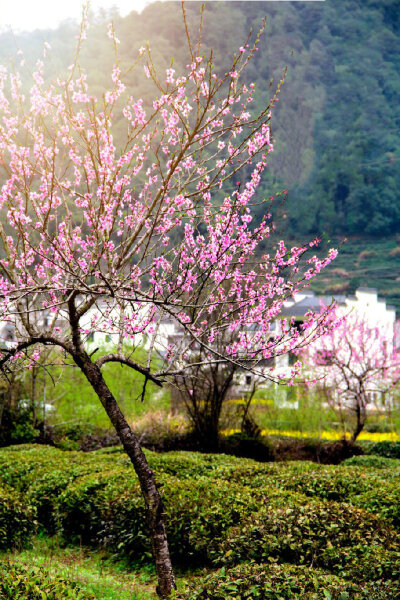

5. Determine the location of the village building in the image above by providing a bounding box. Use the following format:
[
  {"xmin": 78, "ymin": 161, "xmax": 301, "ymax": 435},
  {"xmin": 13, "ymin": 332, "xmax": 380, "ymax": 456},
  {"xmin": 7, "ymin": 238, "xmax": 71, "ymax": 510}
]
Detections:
[{"xmin": 0, "ymin": 288, "xmax": 397, "ymax": 412}]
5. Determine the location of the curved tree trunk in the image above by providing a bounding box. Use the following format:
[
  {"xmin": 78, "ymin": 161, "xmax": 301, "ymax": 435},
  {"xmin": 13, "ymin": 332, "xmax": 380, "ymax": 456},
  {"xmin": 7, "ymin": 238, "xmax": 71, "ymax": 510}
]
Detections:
[
  {"xmin": 351, "ymin": 398, "xmax": 366, "ymax": 443},
  {"xmin": 74, "ymin": 351, "xmax": 176, "ymax": 597}
]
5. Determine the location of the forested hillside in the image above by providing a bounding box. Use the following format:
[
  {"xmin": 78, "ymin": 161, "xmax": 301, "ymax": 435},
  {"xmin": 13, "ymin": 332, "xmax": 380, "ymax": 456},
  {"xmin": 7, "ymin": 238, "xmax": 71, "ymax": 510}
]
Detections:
[{"xmin": 0, "ymin": 0, "xmax": 399, "ymax": 301}]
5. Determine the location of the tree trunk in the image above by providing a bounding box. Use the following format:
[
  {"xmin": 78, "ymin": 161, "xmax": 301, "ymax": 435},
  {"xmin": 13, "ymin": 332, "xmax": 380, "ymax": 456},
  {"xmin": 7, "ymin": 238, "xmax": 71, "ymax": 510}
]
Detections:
[
  {"xmin": 31, "ymin": 366, "xmax": 37, "ymax": 427},
  {"xmin": 351, "ymin": 399, "xmax": 366, "ymax": 443},
  {"xmin": 195, "ymin": 416, "xmax": 220, "ymax": 451},
  {"xmin": 0, "ymin": 393, "xmax": 5, "ymax": 426},
  {"xmin": 75, "ymin": 352, "xmax": 176, "ymax": 597}
]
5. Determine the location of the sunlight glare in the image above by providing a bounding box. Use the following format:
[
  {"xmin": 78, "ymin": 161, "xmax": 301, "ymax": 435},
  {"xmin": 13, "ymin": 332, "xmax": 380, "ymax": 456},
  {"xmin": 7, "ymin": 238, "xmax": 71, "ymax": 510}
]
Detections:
[{"xmin": 0, "ymin": 0, "xmax": 151, "ymax": 33}]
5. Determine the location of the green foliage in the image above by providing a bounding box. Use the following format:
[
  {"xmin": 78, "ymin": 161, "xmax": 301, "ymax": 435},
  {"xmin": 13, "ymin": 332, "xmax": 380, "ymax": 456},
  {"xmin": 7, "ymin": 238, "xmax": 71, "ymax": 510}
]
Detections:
[
  {"xmin": 0, "ymin": 486, "xmax": 36, "ymax": 550},
  {"xmin": 351, "ymin": 481, "xmax": 400, "ymax": 529},
  {"xmin": 216, "ymin": 500, "xmax": 400, "ymax": 581},
  {"xmin": 0, "ymin": 444, "xmax": 400, "ymax": 596},
  {"xmin": 45, "ymin": 465, "xmax": 261, "ymax": 564},
  {"xmin": 1, "ymin": 537, "xmax": 158, "ymax": 600},
  {"xmin": 56, "ymin": 469, "xmax": 147, "ymax": 555},
  {"xmin": 0, "ymin": 406, "xmax": 41, "ymax": 447},
  {"xmin": 254, "ymin": 460, "xmax": 400, "ymax": 528},
  {"xmin": 0, "ymin": 561, "xmax": 94, "ymax": 599},
  {"xmin": 1, "ymin": 447, "xmax": 263, "ymax": 563},
  {"xmin": 264, "ymin": 465, "xmax": 367, "ymax": 502},
  {"xmin": 361, "ymin": 440, "xmax": 400, "ymax": 459},
  {"xmin": 180, "ymin": 562, "xmax": 400, "ymax": 600},
  {"xmin": 342, "ymin": 454, "xmax": 400, "ymax": 468},
  {"xmin": 308, "ymin": 237, "xmax": 400, "ymax": 313}
]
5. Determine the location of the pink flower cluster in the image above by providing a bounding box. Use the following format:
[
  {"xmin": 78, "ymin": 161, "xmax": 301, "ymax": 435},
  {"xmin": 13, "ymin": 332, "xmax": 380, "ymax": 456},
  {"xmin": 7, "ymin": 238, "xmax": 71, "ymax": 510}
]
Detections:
[{"xmin": 0, "ymin": 23, "xmax": 338, "ymax": 381}]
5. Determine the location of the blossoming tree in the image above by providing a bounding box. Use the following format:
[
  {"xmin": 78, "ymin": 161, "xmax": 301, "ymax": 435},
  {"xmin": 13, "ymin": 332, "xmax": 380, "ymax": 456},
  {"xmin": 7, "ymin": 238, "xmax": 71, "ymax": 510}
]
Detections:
[
  {"xmin": 0, "ymin": 8, "xmax": 337, "ymax": 596},
  {"xmin": 301, "ymin": 307, "xmax": 400, "ymax": 442}
]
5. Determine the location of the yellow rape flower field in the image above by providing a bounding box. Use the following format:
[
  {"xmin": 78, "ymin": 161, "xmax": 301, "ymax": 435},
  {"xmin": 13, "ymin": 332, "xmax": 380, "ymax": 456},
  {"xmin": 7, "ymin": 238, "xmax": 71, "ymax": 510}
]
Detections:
[{"xmin": 223, "ymin": 428, "xmax": 400, "ymax": 442}]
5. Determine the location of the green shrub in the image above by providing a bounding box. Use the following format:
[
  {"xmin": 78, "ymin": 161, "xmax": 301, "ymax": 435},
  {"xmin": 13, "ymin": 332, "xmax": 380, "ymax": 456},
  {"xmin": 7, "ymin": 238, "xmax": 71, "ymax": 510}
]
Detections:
[
  {"xmin": 146, "ymin": 450, "xmax": 277, "ymax": 484},
  {"xmin": 181, "ymin": 562, "xmax": 400, "ymax": 600},
  {"xmin": 55, "ymin": 468, "xmax": 146, "ymax": 551},
  {"xmin": 361, "ymin": 440, "xmax": 400, "ymax": 459},
  {"xmin": 0, "ymin": 487, "xmax": 36, "ymax": 549},
  {"xmin": 342, "ymin": 455, "xmax": 400, "ymax": 469},
  {"xmin": 0, "ymin": 443, "xmax": 399, "ymax": 581},
  {"xmin": 0, "ymin": 447, "xmax": 274, "ymax": 564},
  {"xmin": 0, "ymin": 446, "xmax": 108, "ymax": 533},
  {"xmin": 351, "ymin": 483, "xmax": 400, "ymax": 529},
  {"xmin": 260, "ymin": 462, "xmax": 371, "ymax": 502},
  {"xmin": 0, "ymin": 561, "xmax": 94, "ymax": 599},
  {"xmin": 215, "ymin": 500, "xmax": 400, "ymax": 581},
  {"xmin": 163, "ymin": 477, "xmax": 269, "ymax": 563},
  {"xmin": 363, "ymin": 421, "xmax": 393, "ymax": 433},
  {"xmin": 0, "ymin": 445, "xmax": 76, "ymax": 491},
  {"xmin": 56, "ymin": 468, "xmax": 265, "ymax": 564},
  {"xmin": 0, "ymin": 407, "xmax": 41, "ymax": 446}
]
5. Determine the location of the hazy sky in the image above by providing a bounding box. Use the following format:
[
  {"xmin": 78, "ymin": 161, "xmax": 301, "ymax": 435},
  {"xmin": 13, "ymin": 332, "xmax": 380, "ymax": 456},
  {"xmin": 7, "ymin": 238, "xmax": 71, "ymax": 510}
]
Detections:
[
  {"xmin": 0, "ymin": 1, "xmax": 323, "ymax": 32},
  {"xmin": 0, "ymin": 0, "xmax": 152, "ymax": 32}
]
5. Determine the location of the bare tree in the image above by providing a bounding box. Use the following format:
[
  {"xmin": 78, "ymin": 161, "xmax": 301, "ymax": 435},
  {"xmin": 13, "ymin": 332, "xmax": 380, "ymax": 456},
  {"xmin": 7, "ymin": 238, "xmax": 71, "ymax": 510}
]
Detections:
[
  {"xmin": 301, "ymin": 308, "xmax": 400, "ymax": 442},
  {"xmin": 171, "ymin": 332, "xmax": 238, "ymax": 449}
]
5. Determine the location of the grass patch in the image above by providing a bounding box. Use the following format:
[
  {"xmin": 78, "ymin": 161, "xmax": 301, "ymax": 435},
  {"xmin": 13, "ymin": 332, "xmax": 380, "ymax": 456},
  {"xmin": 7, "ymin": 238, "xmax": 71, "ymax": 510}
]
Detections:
[{"xmin": 2, "ymin": 537, "xmax": 158, "ymax": 600}]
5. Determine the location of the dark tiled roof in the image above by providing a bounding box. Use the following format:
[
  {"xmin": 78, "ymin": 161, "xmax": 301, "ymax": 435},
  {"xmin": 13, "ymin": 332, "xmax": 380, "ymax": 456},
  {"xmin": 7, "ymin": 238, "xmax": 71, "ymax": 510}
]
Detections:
[{"xmin": 280, "ymin": 294, "xmax": 346, "ymax": 317}]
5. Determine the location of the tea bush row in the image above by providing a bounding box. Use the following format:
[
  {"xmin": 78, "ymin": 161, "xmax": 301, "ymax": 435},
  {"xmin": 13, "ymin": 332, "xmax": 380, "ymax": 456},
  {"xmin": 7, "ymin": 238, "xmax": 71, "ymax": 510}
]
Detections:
[
  {"xmin": 180, "ymin": 562, "xmax": 400, "ymax": 600},
  {"xmin": 360, "ymin": 440, "xmax": 400, "ymax": 459},
  {"xmin": 0, "ymin": 446, "xmax": 265, "ymax": 562},
  {"xmin": 0, "ymin": 486, "xmax": 36, "ymax": 550},
  {"xmin": 215, "ymin": 500, "xmax": 400, "ymax": 581},
  {"xmin": 0, "ymin": 445, "xmax": 399, "ymax": 585},
  {"xmin": 0, "ymin": 561, "xmax": 94, "ymax": 599}
]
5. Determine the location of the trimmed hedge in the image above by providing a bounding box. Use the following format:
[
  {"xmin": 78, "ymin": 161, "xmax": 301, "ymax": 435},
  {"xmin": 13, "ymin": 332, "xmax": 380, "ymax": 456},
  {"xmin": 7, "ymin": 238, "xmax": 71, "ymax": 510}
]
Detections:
[
  {"xmin": 0, "ymin": 562, "xmax": 94, "ymax": 599},
  {"xmin": 361, "ymin": 440, "xmax": 400, "ymax": 459},
  {"xmin": 215, "ymin": 500, "xmax": 400, "ymax": 581},
  {"xmin": 342, "ymin": 454, "xmax": 400, "ymax": 469},
  {"xmin": 0, "ymin": 447, "xmax": 268, "ymax": 562},
  {"xmin": 0, "ymin": 486, "xmax": 36, "ymax": 549},
  {"xmin": 55, "ymin": 469, "xmax": 267, "ymax": 563},
  {"xmin": 181, "ymin": 562, "xmax": 400, "ymax": 600},
  {"xmin": 351, "ymin": 482, "xmax": 400, "ymax": 529},
  {"xmin": 0, "ymin": 444, "xmax": 399, "ymax": 589}
]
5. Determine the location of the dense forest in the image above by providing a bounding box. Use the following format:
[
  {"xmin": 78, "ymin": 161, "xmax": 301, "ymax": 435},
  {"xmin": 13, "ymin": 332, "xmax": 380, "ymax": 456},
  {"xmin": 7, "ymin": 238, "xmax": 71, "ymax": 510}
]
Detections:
[{"xmin": 0, "ymin": 0, "xmax": 399, "ymax": 303}]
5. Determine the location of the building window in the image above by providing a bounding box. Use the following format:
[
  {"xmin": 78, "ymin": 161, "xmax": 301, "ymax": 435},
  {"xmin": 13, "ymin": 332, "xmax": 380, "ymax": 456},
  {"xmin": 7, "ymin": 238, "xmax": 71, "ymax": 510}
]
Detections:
[
  {"xmin": 246, "ymin": 375, "xmax": 252, "ymax": 385},
  {"xmin": 292, "ymin": 320, "xmax": 304, "ymax": 333},
  {"xmin": 264, "ymin": 356, "xmax": 274, "ymax": 367}
]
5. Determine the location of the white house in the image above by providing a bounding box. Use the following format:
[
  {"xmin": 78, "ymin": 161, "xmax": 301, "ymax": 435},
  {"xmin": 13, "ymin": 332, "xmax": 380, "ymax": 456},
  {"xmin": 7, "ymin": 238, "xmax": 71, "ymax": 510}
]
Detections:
[
  {"xmin": 0, "ymin": 321, "xmax": 17, "ymax": 350},
  {"xmin": 273, "ymin": 287, "xmax": 397, "ymax": 409},
  {"xmin": 1, "ymin": 287, "xmax": 396, "ymax": 411}
]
